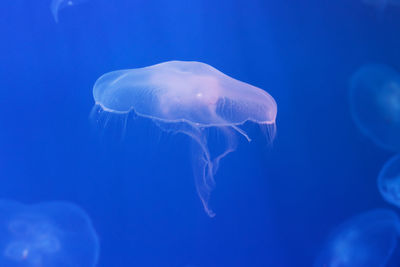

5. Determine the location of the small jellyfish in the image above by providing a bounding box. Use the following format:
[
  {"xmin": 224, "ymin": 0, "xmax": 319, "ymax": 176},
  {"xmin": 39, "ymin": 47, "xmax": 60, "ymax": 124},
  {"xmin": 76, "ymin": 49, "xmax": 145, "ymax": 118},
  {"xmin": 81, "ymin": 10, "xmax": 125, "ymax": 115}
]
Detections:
[
  {"xmin": 349, "ymin": 64, "xmax": 400, "ymax": 151},
  {"xmin": 92, "ymin": 60, "xmax": 277, "ymax": 217},
  {"xmin": 0, "ymin": 200, "xmax": 99, "ymax": 267},
  {"xmin": 362, "ymin": 0, "xmax": 400, "ymax": 12},
  {"xmin": 315, "ymin": 209, "xmax": 400, "ymax": 267},
  {"xmin": 378, "ymin": 154, "xmax": 400, "ymax": 208},
  {"xmin": 50, "ymin": 0, "xmax": 88, "ymax": 23}
]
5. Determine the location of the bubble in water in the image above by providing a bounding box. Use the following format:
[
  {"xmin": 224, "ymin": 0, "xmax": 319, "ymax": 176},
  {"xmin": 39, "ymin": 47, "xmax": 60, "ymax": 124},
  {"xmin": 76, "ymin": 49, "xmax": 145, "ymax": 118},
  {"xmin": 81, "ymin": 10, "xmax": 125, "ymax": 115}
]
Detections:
[
  {"xmin": 50, "ymin": 0, "xmax": 88, "ymax": 23},
  {"xmin": 350, "ymin": 64, "xmax": 400, "ymax": 151},
  {"xmin": 92, "ymin": 60, "xmax": 277, "ymax": 217},
  {"xmin": 315, "ymin": 209, "xmax": 400, "ymax": 267},
  {"xmin": 0, "ymin": 200, "xmax": 99, "ymax": 267}
]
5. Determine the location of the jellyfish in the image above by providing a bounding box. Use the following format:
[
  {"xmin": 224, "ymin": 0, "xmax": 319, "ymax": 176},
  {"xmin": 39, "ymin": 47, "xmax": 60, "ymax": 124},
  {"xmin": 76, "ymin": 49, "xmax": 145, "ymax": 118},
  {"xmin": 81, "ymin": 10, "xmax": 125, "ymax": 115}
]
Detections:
[
  {"xmin": 378, "ymin": 154, "xmax": 400, "ymax": 208},
  {"xmin": 362, "ymin": 0, "xmax": 387, "ymax": 10},
  {"xmin": 50, "ymin": 0, "xmax": 88, "ymax": 23},
  {"xmin": 315, "ymin": 209, "xmax": 400, "ymax": 267},
  {"xmin": 0, "ymin": 200, "xmax": 99, "ymax": 267},
  {"xmin": 349, "ymin": 64, "xmax": 400, "ymax": 152},
  {"xmin": 362, "ymin": 0, "xmax": 400, "ymax": 12},
  {"xmin": 92, "ymin": 60, "xmax": 277, "ymax": 217}
]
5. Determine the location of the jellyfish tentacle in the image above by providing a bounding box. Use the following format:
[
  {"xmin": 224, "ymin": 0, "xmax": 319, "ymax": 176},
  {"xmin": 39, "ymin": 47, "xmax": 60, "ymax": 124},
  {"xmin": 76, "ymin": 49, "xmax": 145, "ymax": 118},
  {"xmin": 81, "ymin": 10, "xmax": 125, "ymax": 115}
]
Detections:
[
  {"xmin": 187, "ymin": 126, "xmax": 237, "ymax": 217},
  {"xmin": 183, "ymin": 127, "xmax": 216, "ymax": 217},
  {"xmin": 192, "ymin": 146, "xmax": 216, "ymax": 217},
  {"xmin": 177, "ymin": 125, "xmax": 217, "ymax": 216},
  {"xmin": 153, "ymin": 120, "xmax": 216, "ymax": 216},
  {"xmin": 259, "ymin": 122, "xmax": 277, "ymax": 144},
  {"xmin": 211, "ymin": 148, "xmax": 234, "ymax": 176},
  {"xmin": 232, "ymin": 125, "xmax": 252, "ymax": 142},
  {"xmin": 210, "ymin": 126, "xmax": 237, "ymax": 176}
]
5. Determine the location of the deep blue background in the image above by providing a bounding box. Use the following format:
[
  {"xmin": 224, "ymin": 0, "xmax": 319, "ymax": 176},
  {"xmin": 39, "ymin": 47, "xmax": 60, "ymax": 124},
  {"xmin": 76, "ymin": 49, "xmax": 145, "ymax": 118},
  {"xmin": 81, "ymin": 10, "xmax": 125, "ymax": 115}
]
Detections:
[{"xmin": 1, "ymin": 0, "xmax": 400, "ymax": 266}]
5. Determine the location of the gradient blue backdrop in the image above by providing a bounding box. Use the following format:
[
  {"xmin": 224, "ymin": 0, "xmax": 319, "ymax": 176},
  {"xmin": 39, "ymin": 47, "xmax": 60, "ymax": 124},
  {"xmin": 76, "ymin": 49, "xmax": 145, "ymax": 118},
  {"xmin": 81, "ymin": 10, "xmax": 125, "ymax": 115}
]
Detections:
[{"xmin": 1, "ymin": 0, "xmax": 400, "ymax": 266}]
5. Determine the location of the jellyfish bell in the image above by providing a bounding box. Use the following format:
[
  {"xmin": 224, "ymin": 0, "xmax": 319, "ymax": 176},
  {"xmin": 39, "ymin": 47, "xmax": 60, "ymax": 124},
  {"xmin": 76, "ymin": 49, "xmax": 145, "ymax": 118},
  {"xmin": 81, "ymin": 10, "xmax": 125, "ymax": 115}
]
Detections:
[
  {"xmin": 350, "ymin": 64, "xmax": 400, "ymax": 152},
  {"xmin": 378, "ymin": 154, "xmax": 400, "ymax": 208},
  {"xmin": 362, "ymin": 0, "xmax": 389, "ymax": 10},
  {"xmin": 361, "ymin": 0, "xmax": 400, "ymax": 16},
  {"xmin": 315, "ymin": 209, "xmax": 400, "ymax": 267},
  {"xmin": 378, "ymin": 81, "xmax": 400, "ymax": 125},
  {"xmin": 50, "ymin": 0, "xmax": 88, "ymax": 23},
  {"xmin": 0, "ymin": 200, "xmax": 99, "ymax": 267},
  {"xmin": 92, "ymin": 60, "xmax": 277, "ymax": 217},
  {"xmin": 363, "ymin": 0, "xmax": 400, "ymax": 9},
  {"xmin": 93, "ymin": 61, "xmax": 276, "ymax": 126}
]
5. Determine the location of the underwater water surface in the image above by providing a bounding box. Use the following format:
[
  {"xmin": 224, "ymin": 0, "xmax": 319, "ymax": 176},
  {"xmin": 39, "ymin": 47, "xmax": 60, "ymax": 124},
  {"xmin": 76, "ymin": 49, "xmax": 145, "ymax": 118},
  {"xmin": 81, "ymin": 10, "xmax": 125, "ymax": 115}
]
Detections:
[{"xmin": 2, "ymin": 0, "xmax": 400, "ymax": 266}]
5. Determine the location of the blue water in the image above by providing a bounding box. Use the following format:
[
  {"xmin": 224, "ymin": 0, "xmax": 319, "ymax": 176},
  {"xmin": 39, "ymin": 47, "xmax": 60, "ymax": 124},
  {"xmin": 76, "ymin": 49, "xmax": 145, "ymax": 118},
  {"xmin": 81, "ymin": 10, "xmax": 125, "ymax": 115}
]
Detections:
[{"xmin": 2, "ymin": 0, "xmax": 400, "ymax": 266}]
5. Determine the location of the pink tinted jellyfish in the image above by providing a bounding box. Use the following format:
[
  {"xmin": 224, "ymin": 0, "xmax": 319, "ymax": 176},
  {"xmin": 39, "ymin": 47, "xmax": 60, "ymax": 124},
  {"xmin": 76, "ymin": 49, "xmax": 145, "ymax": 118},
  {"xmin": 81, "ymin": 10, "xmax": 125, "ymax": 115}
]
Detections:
[{"xmin": 92, "ymin": 61, "xmax": 277, "ymax": 217}]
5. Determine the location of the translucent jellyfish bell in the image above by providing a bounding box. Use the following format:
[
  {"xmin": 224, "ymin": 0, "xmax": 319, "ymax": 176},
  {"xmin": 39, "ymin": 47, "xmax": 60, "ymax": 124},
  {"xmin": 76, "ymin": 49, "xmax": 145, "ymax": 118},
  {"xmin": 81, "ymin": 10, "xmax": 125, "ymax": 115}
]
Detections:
[
  {"xmin": 350, "ymin": 64, "xmax": 400, "ymax": 151},
  {"xmin": 315, "ymin": 209, "xmax": 400, "ymax": 267},
  {"xmin": 362, "ymin": 0, "xmax": 400, "ymax": 11},
  {"xmin": 92, "ymin": 60, "xmax": 277, "ymax": 217},
  {"xmin": 50, "ymin": 0, "xmax": 88, "ymax": 23},
  {"xmin": 378, "ymin": 154, "xmax": 400, "ymax": 208},
  {"xmin": 0, "ymin": 200, "xmax": 99, "ymax": 267}
]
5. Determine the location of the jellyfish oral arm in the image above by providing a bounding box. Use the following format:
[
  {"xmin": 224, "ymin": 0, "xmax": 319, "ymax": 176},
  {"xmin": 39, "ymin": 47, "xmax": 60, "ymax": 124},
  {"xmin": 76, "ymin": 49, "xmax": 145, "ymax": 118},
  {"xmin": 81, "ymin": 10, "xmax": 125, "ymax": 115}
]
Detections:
[
  {"xmin": 231, "ymin": 125, "xmax": 252, "ymax": 142},
  {"xmin": 181, "ymin": 127, "xmax": 216, "ymax": 217}
]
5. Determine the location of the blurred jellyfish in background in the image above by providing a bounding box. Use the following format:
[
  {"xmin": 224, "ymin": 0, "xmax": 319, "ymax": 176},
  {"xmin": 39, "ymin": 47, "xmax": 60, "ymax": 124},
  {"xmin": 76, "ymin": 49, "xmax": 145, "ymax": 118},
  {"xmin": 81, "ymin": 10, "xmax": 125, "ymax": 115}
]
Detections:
[
  {"xmin": 362, "ymin": 0, "xmax": 400, "ymax": 14},
  {"xmin": 0, "ymin": 200, "xmax": 99, "ymax": 267},
  {"xmin": 378, "ymin": 154, "xmax": 400, "ymax": 208},
  {"xmin": 315, "ymin": 209, "xmax": 400, "ymax": 267},
  {"xmin": 92, "ymin": 60, "xmax": 277, "ymax": 217},
  {"xmin": 349, "ymin": 64, "xmax": 400, "ymax": 151},
  {"xmin": 50, "ymin": 0, "xmax": 88, "ymax": 23}
]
